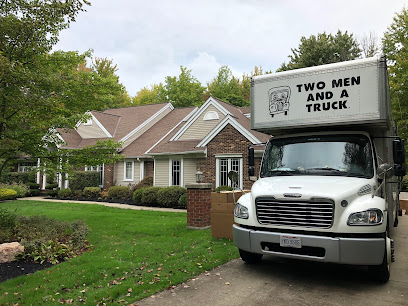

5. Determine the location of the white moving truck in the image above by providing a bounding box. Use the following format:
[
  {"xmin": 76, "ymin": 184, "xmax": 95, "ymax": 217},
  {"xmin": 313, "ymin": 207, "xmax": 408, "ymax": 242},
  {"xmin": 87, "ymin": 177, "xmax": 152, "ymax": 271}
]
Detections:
[{"xmin": 233, "ymin": 56, "xmax": 406, "ymax": 282}]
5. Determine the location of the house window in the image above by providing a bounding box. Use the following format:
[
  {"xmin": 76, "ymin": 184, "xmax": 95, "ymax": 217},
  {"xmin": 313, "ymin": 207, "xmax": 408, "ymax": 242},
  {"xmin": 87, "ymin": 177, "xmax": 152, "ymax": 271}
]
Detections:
[
  {"xmin": 18, "ymin": 162, "xmax": 37, "ymax": 172},
  {"xmin": 216, "ymin": 156, "xmax": 242, "ymax": 189},
  {"xmin": 124, "ymin": 161, "xmax": 134, "ymax": 181},
  {"xmin": 84, "ymin": 118, "xmax": 92, "ymax": 126},
  {"xmin": 171, "ymin": 159, "xmax": 182, "ymax": 186},
  {"xmin": 86, "ymin": 165, "xmax": 104, "ymax": 187},
  {"xmin": 203, "ymin": 111, "xmax": 219, "ymax": 121}
]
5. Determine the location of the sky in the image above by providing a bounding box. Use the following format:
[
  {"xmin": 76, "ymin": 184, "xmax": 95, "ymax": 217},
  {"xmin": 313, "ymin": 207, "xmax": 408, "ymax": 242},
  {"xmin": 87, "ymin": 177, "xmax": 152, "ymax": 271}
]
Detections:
[{"xmin": 53, "ymin": 0, "xmax": 408, "ymax": 97}]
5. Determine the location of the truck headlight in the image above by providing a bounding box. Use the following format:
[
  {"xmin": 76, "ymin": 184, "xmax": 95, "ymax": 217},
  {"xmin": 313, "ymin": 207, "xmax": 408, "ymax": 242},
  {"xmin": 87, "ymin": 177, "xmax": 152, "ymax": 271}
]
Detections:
[
  {"xmin": 347, "ymin": 209, "xmax": 383, "ymax": 226},
  {"xmin": 234, "ymin": 203, "xmax": 249, "ymax": 219}
]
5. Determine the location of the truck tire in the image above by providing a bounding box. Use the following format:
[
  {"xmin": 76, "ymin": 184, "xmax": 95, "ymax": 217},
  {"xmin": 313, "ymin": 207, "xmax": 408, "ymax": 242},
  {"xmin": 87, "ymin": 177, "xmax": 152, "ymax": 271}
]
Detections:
[
  {"xmin": 239, "ymin": 249, "xmax": 263, "ymax": 264},
  {"xmin": 369, "ymin": 236, "xmax": 390, "ymax": 282}
]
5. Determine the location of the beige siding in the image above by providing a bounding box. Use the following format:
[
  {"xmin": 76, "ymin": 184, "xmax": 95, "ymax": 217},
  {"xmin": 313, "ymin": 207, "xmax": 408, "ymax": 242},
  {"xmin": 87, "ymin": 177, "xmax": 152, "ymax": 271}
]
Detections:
[
  {"xmin": 179, "ymin": 105, "xmax": 225, "ymax": 140},
  {"xmin": 122, "ymin": 107, "xmax": 172, "ymax": 148},
  {"xmin": 155, "ymin": 159, "xmax": 170, "ymax": 187},
  {"xmin": 76, "ymin": 122, "xmax": 107, "ymax": 139},
  {"xmin": 114, "ymin": 159, "xmax": 141, "ymax": 186},
  {"xmin": 183, "ymin": 158, "xmax": 197, "ymax": 186}
]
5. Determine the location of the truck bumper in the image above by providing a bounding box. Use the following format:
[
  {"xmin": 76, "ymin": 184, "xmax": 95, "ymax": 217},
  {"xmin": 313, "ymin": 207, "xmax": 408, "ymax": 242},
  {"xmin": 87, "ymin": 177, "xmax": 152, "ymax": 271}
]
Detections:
[{"xmin": 233, "ymin": 224, "xmax": 385, "ymax": 265}]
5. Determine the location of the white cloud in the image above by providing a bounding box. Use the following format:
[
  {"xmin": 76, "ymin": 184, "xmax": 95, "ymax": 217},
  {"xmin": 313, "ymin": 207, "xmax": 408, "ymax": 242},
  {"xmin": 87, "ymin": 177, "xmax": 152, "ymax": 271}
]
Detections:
[{"xmin": 190, "ymin": 52, "xmax": 222, "ymax": 86}]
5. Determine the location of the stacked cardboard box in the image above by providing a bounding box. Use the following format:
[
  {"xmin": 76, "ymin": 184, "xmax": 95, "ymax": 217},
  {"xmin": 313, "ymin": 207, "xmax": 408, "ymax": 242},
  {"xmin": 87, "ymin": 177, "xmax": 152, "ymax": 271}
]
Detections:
[{"xmin": 211, "ymin": 191, "xmax": 245, "ymax": 240}]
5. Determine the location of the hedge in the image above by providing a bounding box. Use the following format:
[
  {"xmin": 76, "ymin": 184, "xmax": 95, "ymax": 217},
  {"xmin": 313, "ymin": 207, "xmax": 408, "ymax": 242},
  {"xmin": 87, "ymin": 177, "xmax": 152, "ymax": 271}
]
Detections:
[
  {"xmin": 83, "ymin": 187, "xmax": 101, "ymax": 199},
  {"xmin": 178, "ymin": 193, "xmax": 187, "ymax": 208},
  {"xmin": 69, "ymin": 171, "xmax": 100, "ymax": 191},
  {"xmin": 214, "ymin": 185, "xmax": 234, "ymax": 192},
  {"xmin": 5, "ymin": 172, "xmax": 29, "ymax": 184},
  {"xmin": 29, "ymin": 189, "xmax": 41, "ymax": 196},
  {"xmin": 107, "ymin": 186, "xmax": 131, "ymax": 200},
  {"xmin": 58, "ymin": 188, "xmax": 72, "ymax": 199},
  {"xmin": 27, "ymin": 182, "xmax": 40, "ymax": 189},
  {"xmin": 132, "ymin": 188, "xmax": 144, "ymax": 204},
  {"xmin": 141, "ymin": 187, "xmax": 162, "ymax": 207},
  {"xmin": 0, "ymin": 183, "xmax": 29, "ymax": 198},
  {"xmin": 157, "ymin": 186, "xmax": 186, "ymax": 208},
  {"xmin": 0, "ymin": 189, "xmax": 18, "ymax": 201},
  {"xmin": 45, "ymin": 183, "xmax": 59, "ymax": 190}
]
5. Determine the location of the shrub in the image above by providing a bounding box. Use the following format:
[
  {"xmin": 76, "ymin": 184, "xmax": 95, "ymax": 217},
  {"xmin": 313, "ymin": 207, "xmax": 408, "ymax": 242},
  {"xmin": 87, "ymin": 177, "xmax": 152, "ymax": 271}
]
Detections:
[
  {"xmin": 141, "ymin": 187, "xmax": 161, "ymax": 206},
  {"xmin": 132, "ymin": 188, "xmax": 144, "ymax": 204},
  {"xmin": 46, "ymin": 189, "xmax": 58, "ymax": 197},
  {"xmin": 401, "ymin": 176, "xmax": 408, "ymax": 192},
  {"xmin": 74, "ymin": 190, "xmax": 83, "ymax": 198},
  {"xmin": 178, "ymin": 193, "xmax": 187, "ymax": 208},
  {"xmin": 45, "ymin": 183, "xmax": 59, "ymax": 190},
  {"xmin": 0, "ymin": 189, "xmax": 18, "ymax": 201},
  {"xmin": 107, "ymin": 186, "xmax": 131, "ymax": 201},
  {"xmin": 46, "ymin": 174, "xmax": 55, "ymax": 184},
  {"xmin": 27, "ymin": 170, "xmax": 37, "ymax": 183},
  {"xmin": 27, "ymin": 182, "xmax": 40, "ymax": 189},
  {"xmin": 131, "ymin": 176, "xmax": 153, "ymax": 193},
  {"xmin": 0, "ymin": 182, "xmax": 29, "ymax": 197},
  {"xmin": 157, "ymin": 186, "xmax": 186, "ymax": 208},
  {"xmin": 83, "ymin": 187, "xmax": 101, "ymax": 199},
  {"xmin": 101, "ymin": 190, "xmax": 108, "ymax": 200},
  {"xmin": 214, "ymin": 185, "xmax": 234, "ymax": 192},
  {"xmin": 58, "ymin": 188, "xmax": 72, "ymax": 199},
  {"xmin": 69, "ymin": 171, "xmax": 100, "ymax": 191},
  {"xmin": 5, "ymin": 172, "xmax": 29, "ymax": 184},
  {"xmin": 29, "ymin": 189, "xmax": 41, "ymax": 196},
  {"xmin": 0, "ymin": 208, "xmax": 17, "ymax": 243}
]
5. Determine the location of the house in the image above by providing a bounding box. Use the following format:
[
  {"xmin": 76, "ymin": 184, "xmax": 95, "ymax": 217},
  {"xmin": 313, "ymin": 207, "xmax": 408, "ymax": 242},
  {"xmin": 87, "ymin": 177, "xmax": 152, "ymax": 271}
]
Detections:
[{"xmin": 17, "ymin": 97, "xmax": 270, "ymax": 190}]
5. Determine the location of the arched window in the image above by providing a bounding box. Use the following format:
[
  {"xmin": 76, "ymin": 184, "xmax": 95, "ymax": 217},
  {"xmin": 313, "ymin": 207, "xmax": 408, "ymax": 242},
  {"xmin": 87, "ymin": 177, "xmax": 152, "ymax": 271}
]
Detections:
[{"xmin": 203, "ymin": 111, "xmax": 219, "ymax": 121}]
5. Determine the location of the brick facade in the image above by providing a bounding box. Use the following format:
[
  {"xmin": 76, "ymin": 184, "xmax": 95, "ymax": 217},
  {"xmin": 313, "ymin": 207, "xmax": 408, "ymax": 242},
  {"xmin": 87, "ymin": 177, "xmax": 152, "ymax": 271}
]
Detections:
[
  {"xmin": 186, "ymin": 184, "xmax": 212, "ymax": 229},
  {"xmin": 144, "ymin": 160, "xmax": 154, "ymax": 178},
  {"xmin": 103, "ymin": 163, "xmax": 114, "ymax": 190},
  {"xmin": 196, "ymin": 124, "xmax": 263, "ymax": 190}
]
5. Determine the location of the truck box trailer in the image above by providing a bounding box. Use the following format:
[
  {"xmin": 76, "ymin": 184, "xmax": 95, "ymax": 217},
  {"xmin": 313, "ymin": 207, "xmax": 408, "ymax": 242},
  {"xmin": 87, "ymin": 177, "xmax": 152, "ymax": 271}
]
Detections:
[{"xmin": 233, "ymin": 56, "xmax": 406, "ymax": 282}]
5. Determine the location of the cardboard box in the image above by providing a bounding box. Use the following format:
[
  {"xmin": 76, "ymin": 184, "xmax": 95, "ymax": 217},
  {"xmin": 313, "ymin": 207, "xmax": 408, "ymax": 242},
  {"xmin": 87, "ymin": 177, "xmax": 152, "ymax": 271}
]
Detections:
[
  {"xmin": 211, "ymin": 191, "xmax": 247, "ymax": 204},
  {"xmin": 400, "ymin": 199, "xmax": 408, "ymax": 210},
  {"xmin": 211, "ymin": 211, "xmax": 234, "ymax": 240},
  {"xmin": 211, "ymin": 202, "xmax": 235, "ymax": 212}
]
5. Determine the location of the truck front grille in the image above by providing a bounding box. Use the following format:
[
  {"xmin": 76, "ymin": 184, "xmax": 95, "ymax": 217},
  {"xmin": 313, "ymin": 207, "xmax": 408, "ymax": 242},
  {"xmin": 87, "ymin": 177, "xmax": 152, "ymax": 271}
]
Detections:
[{"xmin": 255, "ymin": 197, "xmax": 334, "ymax": 228}]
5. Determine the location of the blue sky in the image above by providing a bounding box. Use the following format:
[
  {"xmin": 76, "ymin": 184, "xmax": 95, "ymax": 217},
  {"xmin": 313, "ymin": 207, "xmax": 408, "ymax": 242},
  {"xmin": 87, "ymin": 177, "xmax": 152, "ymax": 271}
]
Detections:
[{"xmin": 53, "ymin": 0, "xmax": 408, "ymax": 96}]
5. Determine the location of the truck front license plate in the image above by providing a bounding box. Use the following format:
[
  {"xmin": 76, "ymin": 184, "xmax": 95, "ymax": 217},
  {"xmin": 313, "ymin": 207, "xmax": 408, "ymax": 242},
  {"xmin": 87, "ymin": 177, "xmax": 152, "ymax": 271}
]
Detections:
[{"xmin": 280, "ymin": 235, "xmax": 301, "ymax": 248}]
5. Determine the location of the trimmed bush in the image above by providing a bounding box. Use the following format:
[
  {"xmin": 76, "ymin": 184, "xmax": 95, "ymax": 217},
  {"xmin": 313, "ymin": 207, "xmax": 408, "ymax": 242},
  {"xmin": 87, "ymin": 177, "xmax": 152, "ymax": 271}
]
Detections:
[
  {"xmin": 0, "ymin": 189, "xmax": 18, "ymax": 201},
  {"xmin": 141, "ymin": 187, "xmax": 161, "ymax": 207},
  {"xmin": 178, "ymin": 193, "xmax": 187, "ymax": 209},
  {"xmin": 45, "ymin": 183, "xmax": 59, "ymax": 190},
  {"xmin": 0, "ymin": 182, "xmax": 29, "ymax": 198},
  {"xmin": 74, "ymin": 190, "xmax": 83, "ymax": 198},
  {"xmin": 131, "ymin": 176, "xmax": 153, "ymax": 193},
  {"xmin": 157, "ymin": 186, "xmax": 186, "ymax": 208},
  {"xmin": 132, "ymin": 188, "xmax": 144, "ymax": 204},
  {"xmin": 46, "ymin": 189, "xmax": 58, "ymax": 197},
  {"xmin": 107, "ymin": 186, "xmax": 131, "ymax": 201},
  {"xmin": 29, "ymin": 189, "xmax": 41, "ymax": 196},
  {"xmin": 69, "ymin": 171, "xmax": 100, "ymax": 191},
  {"xmin": 27, "ymin": 170, "xmax": 37, "ymax": 183},
  {"xmin": 27, "ymin": 182, "xmax": 40, "ymax": 189},
  {"xmin": 214, "ymin": 185, "xmax": 234, "ymax": 192},
  {"xmin": 58, "ymin": 188, "xmax": 72, "ymax": 199},
  {"xmin": 101, "ymin": 190, "xmax": 108, "ymax": 200},
  {"xmin": 83, "ymin": 187, "xmax": 101, "ymax": 199},
  {"xmin": 5, "ymin": 172, "xmax": 29, "ymax": 184}
]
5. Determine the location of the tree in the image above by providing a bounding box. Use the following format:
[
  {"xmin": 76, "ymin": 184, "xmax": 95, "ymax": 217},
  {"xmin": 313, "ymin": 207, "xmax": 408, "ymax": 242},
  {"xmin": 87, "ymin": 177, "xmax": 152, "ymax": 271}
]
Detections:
[
  {"xmin": 132, "ymin": 83, "xmax": 166, "ymax": 106},
  {"xmin": 382, "ymin": 8, "xmax": 408, "ymax": 145},
  {"xmin": 206, "ymin": 66, "xmax": 246, "ymax": 107},
  {"xmin": 360, "ymin": 32, "xmax": 380, "ymax": 58},
  {"xmin": 278, "ymin": 30, "xmax": 362, "ymax": 71},
  {"xmin": 162, "ymin": 66, "xmax": 205, "ymax": 108},
  {"xmin": 0, "ymin": 0, "xmax": 123, "ymax": 177}
]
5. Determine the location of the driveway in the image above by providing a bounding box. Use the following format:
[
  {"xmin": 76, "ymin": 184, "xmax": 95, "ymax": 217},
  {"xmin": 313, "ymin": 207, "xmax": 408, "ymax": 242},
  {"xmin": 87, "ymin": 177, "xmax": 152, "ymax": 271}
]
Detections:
[{"xmin": 138, "ymin": 213, "xmax": 408, "ymax": 306}]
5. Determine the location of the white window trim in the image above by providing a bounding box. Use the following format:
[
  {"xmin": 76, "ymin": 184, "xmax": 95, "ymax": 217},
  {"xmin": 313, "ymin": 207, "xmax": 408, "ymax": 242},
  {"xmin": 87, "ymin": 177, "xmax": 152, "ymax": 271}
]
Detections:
[
  {"xmin": 169, "ymin": 158, "xmax": 183, "ymax": 186},
  {"xmin": 216, "ymin": 157, "xmax": 243, "ymax": 189},
  {"xmin": 124, "ymin": 160, "xmax": 134, "ymax": 182},
  {"xmin": 140, "ymin": 160, "xmax": 145, "ymax": 181},
  {"xmin": 203, "ymin": 111, "xmax": 219, "ymax": 121}
]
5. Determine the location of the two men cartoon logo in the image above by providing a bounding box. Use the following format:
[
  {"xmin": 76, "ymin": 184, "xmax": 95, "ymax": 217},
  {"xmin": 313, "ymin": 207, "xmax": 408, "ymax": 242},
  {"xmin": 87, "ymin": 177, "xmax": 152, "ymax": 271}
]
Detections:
[{"xmin": 269, "ymin": 86, "xmax": 290, "ymax": 117}]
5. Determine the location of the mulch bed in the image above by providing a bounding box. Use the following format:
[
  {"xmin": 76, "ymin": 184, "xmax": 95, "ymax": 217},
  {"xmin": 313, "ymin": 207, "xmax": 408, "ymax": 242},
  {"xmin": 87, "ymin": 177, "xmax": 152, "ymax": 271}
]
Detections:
[{"xmin": 0, "ymin": 261, "xmax": 54, "ymax": 283}]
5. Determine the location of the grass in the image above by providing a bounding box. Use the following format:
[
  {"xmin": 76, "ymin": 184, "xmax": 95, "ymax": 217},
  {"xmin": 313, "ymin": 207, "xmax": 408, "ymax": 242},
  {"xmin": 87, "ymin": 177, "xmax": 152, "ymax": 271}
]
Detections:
[{"xmin": 0, "ymin": 200, "xmax": 239, "ymax": 304}]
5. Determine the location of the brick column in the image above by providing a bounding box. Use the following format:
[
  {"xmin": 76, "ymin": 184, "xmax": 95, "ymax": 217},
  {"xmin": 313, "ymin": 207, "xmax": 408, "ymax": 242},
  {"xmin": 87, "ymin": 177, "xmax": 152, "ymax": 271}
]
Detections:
[{"xmin": 186, "ymin": 183, "xmax": 213, "ymax": 229}]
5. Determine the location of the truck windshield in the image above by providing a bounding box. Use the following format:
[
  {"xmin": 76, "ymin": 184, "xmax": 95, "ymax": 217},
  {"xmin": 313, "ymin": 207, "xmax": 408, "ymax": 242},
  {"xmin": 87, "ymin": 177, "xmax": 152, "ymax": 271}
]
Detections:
[{"xmin": 260, "ymin": 134, "xmax": 374, "ymax": 178}]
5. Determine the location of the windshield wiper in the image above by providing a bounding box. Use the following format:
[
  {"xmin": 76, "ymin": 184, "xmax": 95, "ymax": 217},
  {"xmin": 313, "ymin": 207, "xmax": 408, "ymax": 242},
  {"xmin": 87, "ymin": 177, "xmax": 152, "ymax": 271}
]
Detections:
[
  {"xmin": 306, "ymin": 167, "xmax": 342, "ymax": 172},
  {"xmin": 264, "ymin": 169, "xmax": 298, "ymax": 176}
]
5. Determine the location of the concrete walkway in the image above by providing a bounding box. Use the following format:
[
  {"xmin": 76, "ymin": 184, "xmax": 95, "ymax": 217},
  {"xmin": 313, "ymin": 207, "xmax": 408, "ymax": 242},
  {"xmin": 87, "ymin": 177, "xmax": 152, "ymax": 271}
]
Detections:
[{"xmin": 21, "ymin": 196, "xmax": 186, "ymax": 213}]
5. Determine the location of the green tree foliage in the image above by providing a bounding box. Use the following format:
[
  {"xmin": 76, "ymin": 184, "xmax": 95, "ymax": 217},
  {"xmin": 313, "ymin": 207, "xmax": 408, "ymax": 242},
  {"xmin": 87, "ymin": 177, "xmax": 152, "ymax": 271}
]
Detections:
[
  {"xmin": 163, "ymin": 66, "xmax": 206, "ymax": 108},
  {"xmin": 0, "ymin": 0, "xmax": 123, "ymax": 177},
  {"xmin": 382, "ymin": 8, "xmax": 408, "ymax": 144},
  {"xmin": 132, "ymin": 83, "xmax": 166, "ymax": 106},
  {"xmin": 278, "ymin": 30, "xmax": 362, "ymax": 71}
]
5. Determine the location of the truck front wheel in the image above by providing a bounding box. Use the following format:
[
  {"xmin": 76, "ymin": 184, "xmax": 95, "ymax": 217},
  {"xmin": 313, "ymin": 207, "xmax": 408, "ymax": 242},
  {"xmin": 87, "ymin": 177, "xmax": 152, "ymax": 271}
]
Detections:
[
  {"xmin": 239, "ymin": 249, "xmax": 263, "ymax": 264},
  {"xmin": 369, "ymin": 236, "xmax": 391, "ymax": 282}
]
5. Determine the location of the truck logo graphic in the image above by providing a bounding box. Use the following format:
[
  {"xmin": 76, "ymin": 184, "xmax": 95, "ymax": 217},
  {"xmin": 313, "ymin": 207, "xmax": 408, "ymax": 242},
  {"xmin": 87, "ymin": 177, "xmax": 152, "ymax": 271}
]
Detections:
[{"xmin": 269, "ymin": 86, "xmax": 291, "ymax": 117}]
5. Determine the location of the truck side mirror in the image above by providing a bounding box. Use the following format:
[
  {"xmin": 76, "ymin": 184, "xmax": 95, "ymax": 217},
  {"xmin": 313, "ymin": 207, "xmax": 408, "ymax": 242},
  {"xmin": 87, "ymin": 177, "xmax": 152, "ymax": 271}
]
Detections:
[
  {"xmin": 394, "ymin": 164, "xmax": 406, "ymax": 177},
  {"xmin": 393, "ymin": 139, "xmax": 405, "ymax": 164},
  {"xmin": 377, "ymin": 163, "xmax": 394, "ymax": 180},
  {"xmin": 248, "ymin": 147, "xmax": 255, "ymax": 167}
]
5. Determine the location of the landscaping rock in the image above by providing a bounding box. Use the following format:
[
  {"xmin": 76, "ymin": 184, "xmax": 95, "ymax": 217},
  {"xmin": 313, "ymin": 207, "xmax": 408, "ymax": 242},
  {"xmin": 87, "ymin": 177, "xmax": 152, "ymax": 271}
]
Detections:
[{"xmin": 0, "ymin": 242, "xmax": 24, "ymax": 263}]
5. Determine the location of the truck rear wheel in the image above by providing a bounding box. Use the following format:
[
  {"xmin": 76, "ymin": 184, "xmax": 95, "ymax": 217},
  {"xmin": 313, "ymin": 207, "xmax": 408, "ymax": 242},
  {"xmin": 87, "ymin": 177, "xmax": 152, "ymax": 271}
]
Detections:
[{"xmin": 239, "ymin": 249, "xmax": 263, "ymax": 264}]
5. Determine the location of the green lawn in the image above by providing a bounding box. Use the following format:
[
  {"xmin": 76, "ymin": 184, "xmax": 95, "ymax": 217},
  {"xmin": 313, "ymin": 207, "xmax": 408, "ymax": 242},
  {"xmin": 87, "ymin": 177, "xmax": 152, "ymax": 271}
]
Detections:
[{"xmin": 0, "ymin": 200, "xmax": 238, "ymax": 304}]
